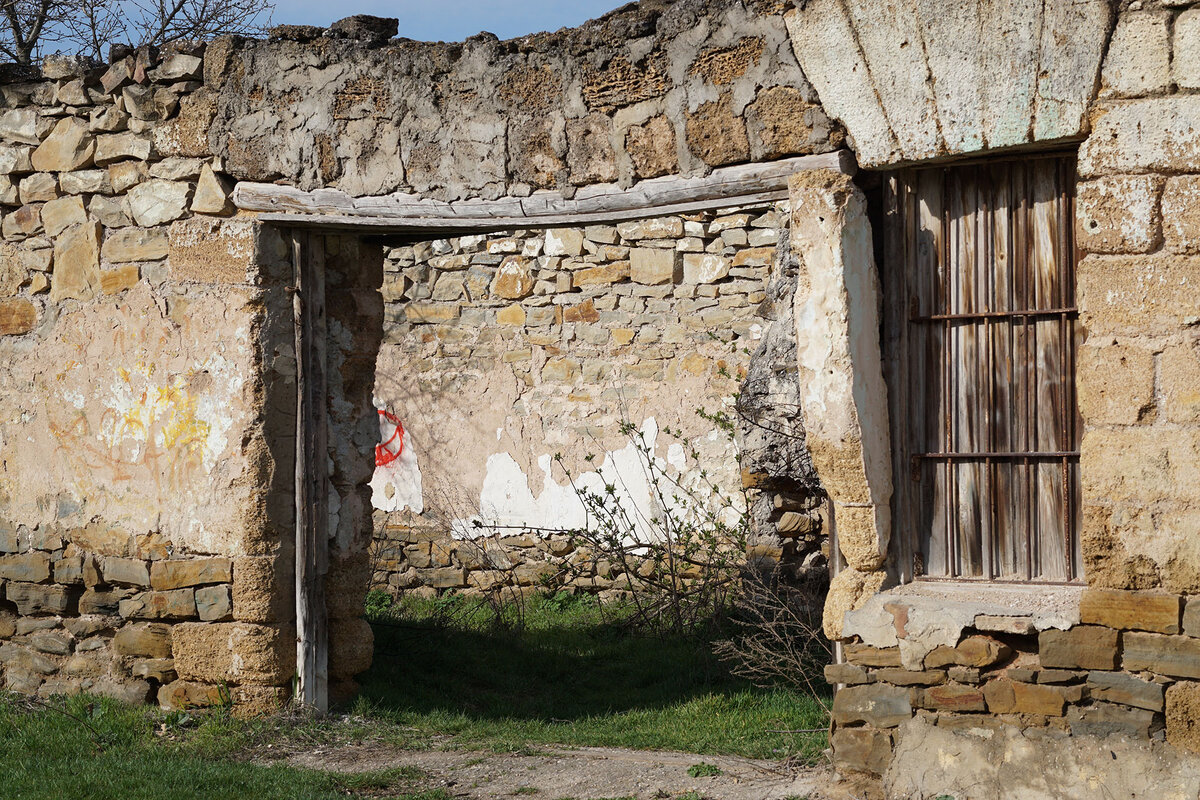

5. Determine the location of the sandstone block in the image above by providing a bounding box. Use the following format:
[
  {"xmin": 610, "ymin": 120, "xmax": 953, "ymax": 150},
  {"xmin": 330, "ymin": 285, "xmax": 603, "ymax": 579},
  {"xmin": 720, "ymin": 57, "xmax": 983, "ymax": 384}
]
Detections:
[
  {"xmin": 541, "ymin": 358, "xmax": 580, "ymax": 383},
  {"xmin": 1080, "ymin": 254, "xmax": 1200, "ymax": 337},
  {"xmin": 19, "ymin": 172, "xmax": 58, "ymax": 203},
  {"xmin": 491, "ymin": 256, "xmax": 535, "ymax": 299},
  {"xmin": 1160, "ymin": 344, "xmax": 1200, "ymax": 426},
  {"xmin": 832, "ymin": 727, "xmax": 892, "ymax": 776},
  {"xmin": 1087, "ymin": 670, "xmax": 1165, "ymax": 712},
  {"xmin": 875, "ymin": 669, "xmax": 945, "ymax": 687},
  {"xmin": 89, "ymin": 194, "xmax": 132, "ymax": 228},
  {"xmin": 0, "ymin": 108, "xmax": 39, "ymax": 145},
  {"xmin": 0, "ymin": 145, "xmax": 32, "ymax": 175},
  {"xmin": 1076, "ymin": 342, "xmax": 1155, "ymax": 426},
  {"xmin": 78, "ymin": 588, "xmax": 132, "ymax": 616},
  {"xmin": 0, "ymin": 174, "xmax": 17, "ymax": 204},
  {"xmin": 148, "ymin": 157, "xmax": 204, "ymax": 181},
  {"xmin": 114, "ymin": 623, "xmax": 173, "ymax": 658},
  {"xmin": 195, "ymin": 586, "xmax": 231, "ymax": 621},
  {"xmin": 572, "ymin": 260, "xmax": 630, "ymax": 287},
  {"xmin": 167, "ymin": 216, "xmax": 254, "ymax": 283},
  {"xmin": 686, "ymin": 97, "xmax": 749, "ymax": 166},
  {"xmin": 1163, "ymin": 176, "xmax": 1200, "ymax": 254},
  {"xmin": 155, "ymin": 54, "xmax": 203, "ymax": 81},
  {"xmin": 1069, "ymin": 701, "xmax": 1161, "ymax": 740},
  {"xmin": 405, "ymin": 302, "xmax": 458, "ymax": 323},
  {"xmin": 562, "ymin": 299, "xmax": 598, "ymax": 323},
  {"xmin": 0, "ymin": 299, "xmax": 36, "ymax": 336},
  {"xmin": 232, "ymin": 685, "xmax": 289, "ymax": 718},
  {"xmin": 232, "ymin": 555, "xmax": 289, "ymax": 624},
  {"xmin": 1039, "ymin": 626, "xmax": 1119, "ymax": 670},
  {"xmin": 53, "ymin": 556, "xmax": 83, "ymax": 585},
  {"xmin": 630, "ymin": 248, "xmax": 678, "ymax": 285},
  {"xmin": 1080, "ymin": 588, "xmax": 1182, "ymax": 634},
  {"xmin": 50, "ymin": 220, "xmax": 102, "ymax": 301},
  {"xmin": 921, "ymin": 684, "xmax": 986, "ymax": 712},
  {"xmin": 31, "ymin": 118, "xmax": 94, "ymax": 172},
  {"xmin": 329, "ymin": 617, "xmax": 373, "ymax": 679},
  {"xmin": 831, "ymin": 683, "xmax": 912, "ymax": 728},
  {"xmin": 29, "ymin": 631, "xmax": 71, "ymax": 656},
  {"xmin": 954, "ymin": 635, "xmax": 1013, "ymax": 668},
  {"xmin": 825, "ymin": 662, "xmax": 872, "ymax": 686},
  {"xmin": 496, "ymin": 303, "xmax": 525, "ymax": 326},
  {"xmin": 731, "ymin": 247, "xmax": 774, "ymax": 268},
  {"xmin": 1076, "ymin": 175, "xmax": 1162, "ymax": 254},
  {"xmin": 1100, "ymin": 11, "xmax": 1171, "ymax": 97},
  {"xmin": 1175, "ymin": 9, "xmax": 1200, "ymax": 90},
  {"xmin": 2, "ymin": 203, "xmax": 40, "ymax": 238},
  {"xmin": 128, "ymin": 179, "xmax": 190, "ymax": 227},
  {"xmin": 150, "ymin": 558, "xmax": 232, "ymax": 590},
  {"xmin": 983, "ymin": 678, "xmax": 1067, "ymax": 716},
  {"xmin": 103, "ymin": 557, "xmax": 150, "ymax": 587},
  {"xmin": 118, "ymin": 589, "xmax": 196, "ymax": 620},
  {"xmin": 626, "ymin": 115, "xmax": 677, "ymax": 179},
  {"xmin": 132, "ymin": 658, "xmax": 177, "ymax": 683},
  {"xmin": 683, "ymin": 253, "xmax": 730, "ymax": 284},
  {"xmin": 102, "ymin": 227, "xmax": 168, "ymax": 262},
  {"xmin": 1123, "ymin": 631, "xmax": 1200, "ymax": 679},
  {"xmin": 41, "ymin": 195, "xmax": 87, "ymax": 238},
  {"xmin": 0, "ymin": 642, "xmax": 58, "ymax": 674},
  {"xmin": 190, "ymin": 165, "xmax": 234, "ymax": 215},
  {"xmin": 544, "ymin": 228, "xmax": 584, "ymax": 257},
  {"xmin": 7, "ymin": 583, "xmax": 78, "ymax": 615},
  {"xmin": 419, "ymin": 567, "xmax": 466, "ymax": 588},
  {"xmin": 1167, "ymin": 681, "xmax": 1200, "ymax": 753},
  {"xmin": 171, "ymin": 622, "xmax": 292, "ymax": 685},
  {"xmin": 108, "ymin": 161, "xmax": 146, "ymax": 193},
  {"xmin": 94, "ymin": 132, "xmax": 152, "ymax": 165},
  {"xmin": 0, "ymin": 552, "xmax": 50, "ymax": 582},
  {"xmin": 158, "ymin": 679, "xmax": 224, "ymax": 710},
  {"xmin": 100, "ymin": 264, "xmax": 139, "ymax": 294},
  {"xmin": 1184, "ymin": 598, "xmax": 1200, "ymax": 638}
]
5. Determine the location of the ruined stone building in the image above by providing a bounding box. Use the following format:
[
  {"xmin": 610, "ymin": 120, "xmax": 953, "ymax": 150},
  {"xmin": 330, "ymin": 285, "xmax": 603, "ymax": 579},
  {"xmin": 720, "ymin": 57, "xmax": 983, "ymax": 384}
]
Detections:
[{"xmin": 0, "ymin": 0, "xmax": 1198, "ymax": 796}]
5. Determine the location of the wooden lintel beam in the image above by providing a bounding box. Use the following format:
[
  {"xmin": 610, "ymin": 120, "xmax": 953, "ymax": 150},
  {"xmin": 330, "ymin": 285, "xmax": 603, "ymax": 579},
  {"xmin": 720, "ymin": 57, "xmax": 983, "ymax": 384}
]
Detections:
[{"xmin": 235, "ymin": 150, "xmax": 855, "ymax": 230}]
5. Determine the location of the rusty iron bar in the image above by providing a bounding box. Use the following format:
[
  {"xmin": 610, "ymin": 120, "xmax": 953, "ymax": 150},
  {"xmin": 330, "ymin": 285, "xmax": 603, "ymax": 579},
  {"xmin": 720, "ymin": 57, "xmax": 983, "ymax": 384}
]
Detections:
[{"xmin": 912, "ymin": 307, "xmax": 1077, "ymax": 322}]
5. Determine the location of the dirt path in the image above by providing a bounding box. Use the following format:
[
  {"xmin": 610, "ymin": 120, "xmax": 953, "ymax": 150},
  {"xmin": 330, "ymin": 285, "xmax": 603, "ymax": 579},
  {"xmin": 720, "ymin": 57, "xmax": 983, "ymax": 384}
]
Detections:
[{"xmin": 282, "ymin": 741, "xmax": 836, "ymax": 799}]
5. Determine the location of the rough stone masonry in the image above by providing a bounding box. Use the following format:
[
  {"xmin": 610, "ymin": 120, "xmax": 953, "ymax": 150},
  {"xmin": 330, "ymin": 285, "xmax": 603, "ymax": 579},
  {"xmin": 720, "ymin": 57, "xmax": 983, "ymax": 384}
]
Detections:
[{"xmin": 0, "ymin": 2, "xmax": 1198, "ymax": 797}]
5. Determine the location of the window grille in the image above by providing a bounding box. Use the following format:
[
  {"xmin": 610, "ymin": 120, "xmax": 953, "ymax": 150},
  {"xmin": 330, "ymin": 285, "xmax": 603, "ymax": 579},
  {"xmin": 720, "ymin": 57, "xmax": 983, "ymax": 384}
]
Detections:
[{"xmin": 883, "ymin": 154, "xmax": 1082, "ymax": 583}]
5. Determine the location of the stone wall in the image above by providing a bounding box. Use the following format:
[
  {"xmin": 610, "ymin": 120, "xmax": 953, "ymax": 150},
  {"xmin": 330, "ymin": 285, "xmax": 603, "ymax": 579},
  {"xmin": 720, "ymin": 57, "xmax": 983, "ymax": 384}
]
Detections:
[
  {"xmin": 367, "ymin": 204, "xmax": 826, "ymax": 598},
  {"xmin": 0, "ymin": 46, "xmax": 380, "ymax": 711}
]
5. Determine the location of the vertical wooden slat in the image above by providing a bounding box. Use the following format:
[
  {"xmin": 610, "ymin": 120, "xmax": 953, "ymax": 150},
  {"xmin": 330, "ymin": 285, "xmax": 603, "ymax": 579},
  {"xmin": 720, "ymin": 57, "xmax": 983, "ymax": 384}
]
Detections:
[
  {"xmin": 917, "ymin": 170, "xmax": 948, "ymax": 577},
  {"xmin": 293, "ymin": 230, "xmax": 329, "ymax": 713}
]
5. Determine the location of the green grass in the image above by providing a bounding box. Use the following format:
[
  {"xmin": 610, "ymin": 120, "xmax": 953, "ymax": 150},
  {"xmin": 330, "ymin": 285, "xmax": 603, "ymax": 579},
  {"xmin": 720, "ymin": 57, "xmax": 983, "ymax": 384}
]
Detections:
[
  {"xmin": 357, "ymin": 592, "xmax": 830, "ymax": 761},
  {"xmin": 0, "ymin": 694, "xmax": 441, "ymax": 800}
]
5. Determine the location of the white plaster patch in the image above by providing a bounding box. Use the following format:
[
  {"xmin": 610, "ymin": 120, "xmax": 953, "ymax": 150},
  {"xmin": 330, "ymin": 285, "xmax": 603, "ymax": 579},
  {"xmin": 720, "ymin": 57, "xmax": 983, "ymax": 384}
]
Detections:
[{"xmin": 369, "ymin": 404, "xmax": 424, "ymax": 514}]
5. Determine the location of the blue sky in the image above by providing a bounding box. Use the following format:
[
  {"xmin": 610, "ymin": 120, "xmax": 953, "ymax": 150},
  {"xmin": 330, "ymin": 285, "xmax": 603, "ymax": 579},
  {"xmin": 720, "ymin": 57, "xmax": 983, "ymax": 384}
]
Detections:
[{"xmin": 272, "ymin": 0, "xmax": 626, "ymax": 42}]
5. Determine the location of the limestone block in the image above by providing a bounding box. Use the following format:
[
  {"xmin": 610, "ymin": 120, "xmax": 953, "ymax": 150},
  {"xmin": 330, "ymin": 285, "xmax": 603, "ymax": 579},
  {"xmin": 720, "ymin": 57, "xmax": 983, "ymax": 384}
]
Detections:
[
  {"xmin": 1175, "ymin": 9, "xmax": 1200, "ymax": 90},
  {"xmin": 617, "ymin": 218, "xmax": 683, "ymax": 241},
  {"xmin": 1123, "ymin": 632, "xmax": 1200, "ymax": 679},
  {"xmin": 1039, "ymin": 626, "xmax": 1119, "ymax": 670},
  {"xmin": 685, "ymin": 96, "xmax": 750, "ymax": 166},
  {"xmin": 118, "ymin": 589, "xmax": 197, "ymax": 620},
  {"xmin": 0, "ymin": 174, "xmax": 17, "ymax": 204},
  {"xmin": 155, "ymin": 54, "xmax": 203, "ymax": 81},
  {"xmin": 1079, "ymin": 96, "xmax": 1200, "ymax": 176},
  {"xmin": 108, "ymin": 160, "xmax": 146, "ymax": 193},
  {"xmin": 59, "ymin": 169, "xmax": 111, "ymax": 195},
  {"xmin": 150, "ymin": 558, "xmax": 232, "ymax": 590},
  {"xmin": 1079, "ymin": 587, "xmax": 1182, "ymax": 634},
  {"xmin": 94, "ymin": 132, "xmax": 152, "ymax": 166},
  {"xmin": 630, "ymin": 248, "xmax": 678, "ymax": 285},
  {"xmin": 0, "ymin": 299, "xmax": 36, "ymax": 336},
  {"xmin": 89, "ymin": 195, "xmax": 132, "ymax": 227},
  {"xmin": 55, "ymin": 79, "xmax": 90, "ymax": 106},
  {"xmin": 102, "ymin": 227, "xmax": 168, "ymax": 263},
  {"xmin": 18, "ymin": 172, "xmax": 58, "ymax": 204},
  {"xmin": 0, "ymin": 108, "xmax": 40, "ymax": 145},
  {"xmin": 0, "ymin": 145, "xmax": 32, "ymax": 175},
  {"xmin": 430, "ymin": 273, "xmax": 464, "ymax": 301},
  {"xmin": 171, "ymin": 622, "xmax": 292, "ymax": 685},
  {"xmin": 490, "ymin": 256, "xmax": 535, "ymax": 299},
  {"xmin": 562, "ymin": 299, "xmax": 599, "ymax": 323},
  {"xmin": 823, "ymin": 567, "xmax": 888, "ymax": 640},
  {"xmin": 100, "ymin": 264, "xmax": 138, "ymax": 294},
  {"xmin": 113, "ymin": 623, "xmax": 172, "ymax": 658},
  {"xmin": 190, "ymin": 165, "xmax": 234, "ymax": 215},
  {"xmin": 544, "ymin": 228, "xmax": 584, "ymax": 257},
  {"xmin": 1078, "ymin": 254, "xmax": 1200, "ymax": 337},
  {"xmin": 832, "ymin": 727, "xmax": 892, "ymax": 776},
  {"xmin": 1163, "ymin": 176, "xmax": 1200, "ymax": 254},
  {"xmin": 128, "ymin": 179, "xmax": 190, "ymax": 227},
  {"xmin": 148, "ymin": 157, "xmax": 204, "ymax": 181},
  {"xmin": 1086, "ymin": 670, "xmax": 1165, "ymax": 712},
  {"xmin": 41, "ymin": 195, "xmax": 87, "ymax": 238},
  {"xmin": 232, "ymin": 555, "xmax": 290, "ymax": 624},
  {"xmin": 1076, "ymin": 175, "xmax": 1162, "ymax": 254},
  {"xmin": 0, "ymin": 642, "xmax": 58, "ymax": 674},
  {"xmin": 405, "ymin": 303, "xmax": 458, "ymax": 323},
  {"xmin": 496, "ymin": 303, "xmax": 525, "ymax": 326},
  {"xmin": 50, "ymin": 220, "xmax": 101, "ymax": 301},
  {"xmin": 746, "ymin": 85, "xmax": 829, "ymax": 161},
  {"xmin": 566, "ymin": 113, "xmax": 617, "ymax": 184},
  {"xmin": 31, "ymin": 118, "xmax": 94, "ymax": 172},
  {"xmin": 1101, "ymin": 11, "xmax": 1171, "ymax": 97},
  {"xmin": 195, "ymin": 586, "xmax": 232, "ymax": 622},
  {"xmin": 831, "ymin": 683, "xmax": 912, "ymax": 728},
  {"xmin": 1167, "ymin": 681, "xmax": 1200, "ymax": 753},
  {"xmin": 683, "ymin": 253, "xmax": 730, "ymax": 284},
  {"xmin": 329, "ymin": 617, "xmax": 373, "ymax": 679},
  {"xmin": 103, "ymin": 557, "xmax": 151, "ymax": 587},
  {"xmin": 0, "ymin": 552, "xmax": 50, "ymax": 582},
  {"xmin": 540, "ymin": 358, "xmax": 580, "ymax": 384},
  {"xmin": 1076, "ymin": 342, "xmax": 1155, "ymax": 426}
]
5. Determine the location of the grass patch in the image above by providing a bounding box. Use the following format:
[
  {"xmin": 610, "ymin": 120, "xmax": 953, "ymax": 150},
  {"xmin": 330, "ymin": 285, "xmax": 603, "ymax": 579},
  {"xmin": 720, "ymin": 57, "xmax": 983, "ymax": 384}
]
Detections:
[{"xmin": 359, "ymin": 592, "xmax": 830, "ymax": 761}]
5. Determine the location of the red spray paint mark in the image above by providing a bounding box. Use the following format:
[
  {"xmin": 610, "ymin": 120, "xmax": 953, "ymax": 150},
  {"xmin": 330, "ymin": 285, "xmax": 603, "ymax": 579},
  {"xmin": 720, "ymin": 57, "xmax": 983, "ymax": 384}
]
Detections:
[{"xmin": 375, "ymin": 409, "xmax": 405, "ymax": 467}]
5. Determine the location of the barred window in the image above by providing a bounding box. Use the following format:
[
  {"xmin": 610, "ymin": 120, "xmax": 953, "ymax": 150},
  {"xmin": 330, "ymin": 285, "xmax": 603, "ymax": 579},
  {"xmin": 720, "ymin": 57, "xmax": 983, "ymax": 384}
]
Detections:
[{"xmin": 883, "ymin": 154, "xmax": 1082, "ymax": 583}]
